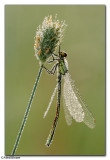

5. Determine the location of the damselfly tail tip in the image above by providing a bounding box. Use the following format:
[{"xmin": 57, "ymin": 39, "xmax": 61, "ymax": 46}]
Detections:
[
  {"xmin": 46, "ymin": 144, "xmax": 50, "ymax": 147},
  {"xmin": 45, "ymin": 141, "xmax": 51, "ymax": 147}
]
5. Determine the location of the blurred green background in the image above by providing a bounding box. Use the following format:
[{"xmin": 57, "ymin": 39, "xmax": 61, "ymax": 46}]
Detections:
[{"xmin": 5, "ymin": 5, "xmax": 105, "ymax": 155}]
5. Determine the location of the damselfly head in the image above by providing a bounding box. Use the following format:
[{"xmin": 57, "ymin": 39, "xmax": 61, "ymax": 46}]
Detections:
[{"xmin": 60, "ymin": 52, "xmax": 67, "ymax": 57}]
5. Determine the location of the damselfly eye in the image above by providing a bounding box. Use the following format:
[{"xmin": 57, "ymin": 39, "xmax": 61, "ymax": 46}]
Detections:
[{"xmin": 61, "ymin": 52, "xmax": 67, "ymax": 57}]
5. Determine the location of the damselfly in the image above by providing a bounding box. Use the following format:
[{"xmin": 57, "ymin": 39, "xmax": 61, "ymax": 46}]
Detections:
[{"xmin": 43, "ymin": 46, "xmax": 96, "ymax": 147}]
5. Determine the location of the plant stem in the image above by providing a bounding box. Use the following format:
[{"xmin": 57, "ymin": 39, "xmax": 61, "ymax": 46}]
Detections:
[{"xmin": 11, "ymin": 65, "xmax": 43, "ymax": 155}]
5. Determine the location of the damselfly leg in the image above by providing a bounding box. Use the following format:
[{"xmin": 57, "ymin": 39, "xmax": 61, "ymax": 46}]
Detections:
[
  {"xmin": 48, "ymin": 54, "xmax": 59, "ymax": 63},
  {"xmin": 43, "ymin": 63, "xmax": 58, "ymax": 75}
]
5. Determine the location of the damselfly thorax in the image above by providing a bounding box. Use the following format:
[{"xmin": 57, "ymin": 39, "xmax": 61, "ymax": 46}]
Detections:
[
  {"xmin": 42, "ymin": 47, "xmax": 68, "ymax": 76},
  {"xmin": 58, "ymin": 54, "xmax": 68, "ymax": 75}
]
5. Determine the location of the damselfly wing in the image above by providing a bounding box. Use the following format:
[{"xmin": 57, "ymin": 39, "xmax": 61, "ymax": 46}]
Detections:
[{"xmin": 63, "ymin": 59, "xmax": 96, "ymax": 128}]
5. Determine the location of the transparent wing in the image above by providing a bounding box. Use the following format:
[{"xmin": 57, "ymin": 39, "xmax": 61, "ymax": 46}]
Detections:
[
  {"xmin": 63, "ymin": 96, "xmax": 72, "ymax": 125},
  {"xmin": 63, "ymin": 59, "xmax": 96, "ymax": 129},
  {"xmin": 43, "ymin": 83, "xmax": 58, "ymax": 118}
]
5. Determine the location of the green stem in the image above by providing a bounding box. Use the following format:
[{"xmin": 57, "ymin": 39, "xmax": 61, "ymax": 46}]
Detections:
[{"xmin": 11, "ymin": 65, "xmax": 43, "ymax": 155}]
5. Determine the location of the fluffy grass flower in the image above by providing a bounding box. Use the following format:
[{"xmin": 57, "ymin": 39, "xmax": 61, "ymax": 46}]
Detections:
[{"xmin": 34, "ymin": 15, "xmax": 66, "ymax": 63}]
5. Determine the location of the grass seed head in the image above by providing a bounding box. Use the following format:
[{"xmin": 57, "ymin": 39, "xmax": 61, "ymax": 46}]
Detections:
[{"xmin": 34, "ymin": 15, "xmax": 67, "ymax": 63}]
